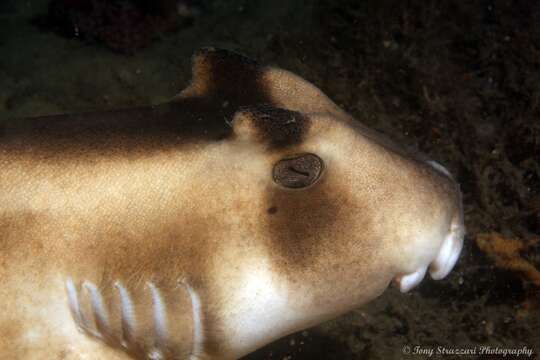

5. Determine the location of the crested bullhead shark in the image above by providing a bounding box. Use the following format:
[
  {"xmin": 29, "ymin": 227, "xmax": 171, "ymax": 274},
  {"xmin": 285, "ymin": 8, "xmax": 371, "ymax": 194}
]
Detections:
[{"xmin": 0, "ymin": 48, "xmax": 465, "ymax": 359}]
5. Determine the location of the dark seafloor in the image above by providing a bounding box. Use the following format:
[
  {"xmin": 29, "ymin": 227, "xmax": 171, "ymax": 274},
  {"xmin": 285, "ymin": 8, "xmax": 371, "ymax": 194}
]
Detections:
[{"xmin": 0, "ymin": 0, "xmax": 539, "ymax": 359}]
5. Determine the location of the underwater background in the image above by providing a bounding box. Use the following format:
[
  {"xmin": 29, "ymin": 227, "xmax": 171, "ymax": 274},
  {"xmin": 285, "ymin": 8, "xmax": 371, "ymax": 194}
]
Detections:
[{"xmin": 0, "ymin": 0, "xmax": 538, "ymax": 358}]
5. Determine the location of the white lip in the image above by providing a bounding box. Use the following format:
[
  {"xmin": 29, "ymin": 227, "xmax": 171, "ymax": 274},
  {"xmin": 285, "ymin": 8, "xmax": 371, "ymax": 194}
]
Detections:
[
  {"xmin": 396, "ymin": 219, "xmax": 464, "ymax": 293},
  {"xmin": 397, "ymin": 265, "xmax": 428, "ymax": 293},
  {"xmin": 429, "ymin": 229, "xmax": 464, "ymax": 280}
]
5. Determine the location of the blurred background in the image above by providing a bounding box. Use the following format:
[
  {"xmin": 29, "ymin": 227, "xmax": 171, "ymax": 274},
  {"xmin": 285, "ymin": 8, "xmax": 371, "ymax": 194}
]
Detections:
[{"xmin": 0, "ymin": 0, "xmax": 538, "ymax": 358}]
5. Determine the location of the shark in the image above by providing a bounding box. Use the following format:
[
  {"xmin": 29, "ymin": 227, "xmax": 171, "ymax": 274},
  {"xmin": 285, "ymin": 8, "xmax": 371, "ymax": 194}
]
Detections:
[{"xmin": 0, "ymin": 48, "xmax": 464, "ymax": 359}]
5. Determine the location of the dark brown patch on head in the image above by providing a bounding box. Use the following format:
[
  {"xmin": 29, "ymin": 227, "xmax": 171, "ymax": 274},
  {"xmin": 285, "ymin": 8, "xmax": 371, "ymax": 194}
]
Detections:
[
  {"xmin": 233, "ymin": 104, "xmax": 310, "ymax": 148},
  {"xmin": 273, "ymin": 153, "xmax": 323, "ymax": 188},
  {"xmin": 263, "ymin": 173, "xmax": 352, "ymax": 273}
]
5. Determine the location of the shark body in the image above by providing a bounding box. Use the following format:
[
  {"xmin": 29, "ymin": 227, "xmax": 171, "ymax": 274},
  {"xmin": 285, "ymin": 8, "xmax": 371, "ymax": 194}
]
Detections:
[{"xmin": 0, "ymin": 48, "xmax": 464, "ymax": 359}]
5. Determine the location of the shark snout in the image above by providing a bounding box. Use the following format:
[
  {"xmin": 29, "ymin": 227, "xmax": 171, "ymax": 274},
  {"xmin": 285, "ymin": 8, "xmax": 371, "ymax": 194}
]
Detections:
[{"xmin": 395, "ymin": 214, "xmax": 465, "ymax": 293}]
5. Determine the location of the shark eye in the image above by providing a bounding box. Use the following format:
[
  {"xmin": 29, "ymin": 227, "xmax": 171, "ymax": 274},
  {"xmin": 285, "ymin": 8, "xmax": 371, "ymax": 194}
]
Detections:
[{"xmin": 272, "ymin": 153, "xmax": 324, "ymax": 189}]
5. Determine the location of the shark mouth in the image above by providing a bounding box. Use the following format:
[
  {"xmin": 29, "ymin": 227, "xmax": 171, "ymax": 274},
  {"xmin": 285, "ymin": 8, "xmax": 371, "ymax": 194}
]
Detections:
[{"xmin": 395, "ymin": 217, "xmax": 465, "ymax": 293}]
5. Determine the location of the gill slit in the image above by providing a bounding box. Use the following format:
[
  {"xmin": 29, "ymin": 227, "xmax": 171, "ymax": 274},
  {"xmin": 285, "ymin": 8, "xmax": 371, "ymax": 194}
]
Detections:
[
  {"xmin": 65, "ymin": 278, "xmax": 102, "ymax": 339},
  {"xmin": 114, "ymin": 281, "xmax": 136, "ymax": 347},
  {"xmin": 147, "ymin": 282, "xmax": 167, "ymax": 343},
  {"xmin": 182, "ymin": 281, "xmax": 204, "ymax": 359},
  {"xmin": 83, "ymin": 281, "xmax": 110, "ymax": 337}
]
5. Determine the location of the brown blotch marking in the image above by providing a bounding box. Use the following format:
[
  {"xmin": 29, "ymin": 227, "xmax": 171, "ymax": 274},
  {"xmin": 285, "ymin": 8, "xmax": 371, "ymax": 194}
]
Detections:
[
  {"xmin": 0, "ymin": 212, "xmax": 54, "ymax": 277},
  {"xmin": 263, "ymin": 174, "xmax": 355, "ymax": 274},
  {"xmin": 189, "ymin": 47, "xmax": 260, "ymax": 99},
  {"xmin": 0, "ymin": 321, "xmax": 23, "ymax": 348},
  {"xmin": 235, "ymin": 105, "xmax": 310, "ymax": 148},
  {"xmin": 77, "ymin": 208, "xmax": 221, "ymax": 285},
  {"xmin": 0, "ymin": 99, "xmax": 242, "ymax": 159},
  {"xmin": 64, "ymin": 200, "xmax": 229, "ymax": 356},
  {"xmin": 0, "ymin": 212, "xmax": 40, "ymax": 254}
]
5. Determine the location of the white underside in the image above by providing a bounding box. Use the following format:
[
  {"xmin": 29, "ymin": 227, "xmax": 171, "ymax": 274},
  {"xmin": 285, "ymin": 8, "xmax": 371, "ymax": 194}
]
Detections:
[{"xmin": 217, "ymin": 258, "xmax": 304, "ymax": 358}]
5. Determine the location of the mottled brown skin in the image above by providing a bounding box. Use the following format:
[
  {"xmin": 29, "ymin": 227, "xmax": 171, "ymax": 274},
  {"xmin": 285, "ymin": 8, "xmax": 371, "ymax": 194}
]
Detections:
[{"xmin": 0, "ymin": 48, "xmax": 463, "ymax": 359}]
